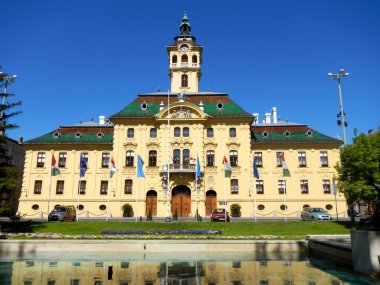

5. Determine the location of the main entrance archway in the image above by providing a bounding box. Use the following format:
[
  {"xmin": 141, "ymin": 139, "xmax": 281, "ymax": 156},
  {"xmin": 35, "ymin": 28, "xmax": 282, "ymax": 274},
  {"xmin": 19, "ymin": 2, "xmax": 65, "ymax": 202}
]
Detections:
[
  {"xmin": 146, "ymin": 190, "xmax": 157, "ymax": 216},
  {"xmin": 171, "ymin": 185, "xmax": 191, "ymax": 217},
  {"xmin": 205, "ymin": 190, "xmax": 217, "ymax": 216}
]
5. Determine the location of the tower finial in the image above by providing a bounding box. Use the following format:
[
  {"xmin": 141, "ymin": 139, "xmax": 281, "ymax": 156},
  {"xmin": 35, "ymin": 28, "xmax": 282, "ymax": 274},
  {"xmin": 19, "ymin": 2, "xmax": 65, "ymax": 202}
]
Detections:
[{"xmin": 179, "ymin": 11, "xmax": 191, "ymax": 35}]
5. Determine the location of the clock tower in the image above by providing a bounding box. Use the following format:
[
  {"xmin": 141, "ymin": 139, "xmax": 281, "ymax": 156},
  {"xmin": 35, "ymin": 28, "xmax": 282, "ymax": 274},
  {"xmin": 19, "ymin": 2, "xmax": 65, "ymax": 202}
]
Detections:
[{"xmin": 167, "ymin": 12, "xmax": 203, "ymax": 93}]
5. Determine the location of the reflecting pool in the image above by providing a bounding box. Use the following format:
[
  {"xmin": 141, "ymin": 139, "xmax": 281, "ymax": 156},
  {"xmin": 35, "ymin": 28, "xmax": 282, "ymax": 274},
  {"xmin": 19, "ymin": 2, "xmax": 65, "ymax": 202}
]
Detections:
[{"xmin": 0, "ymin": 252, "xmax": 375, "ymax": 285}]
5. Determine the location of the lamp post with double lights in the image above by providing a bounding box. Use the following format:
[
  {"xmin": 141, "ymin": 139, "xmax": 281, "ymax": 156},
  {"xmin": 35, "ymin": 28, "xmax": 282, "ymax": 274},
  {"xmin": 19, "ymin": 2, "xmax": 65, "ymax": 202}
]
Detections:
[
  {"xmin": 327, "ymin": 69, "xmax": 349, "ymax": 146},
  {"xmin": 0, "ymin": 72, "xmax": 18, "ymax": 135}
]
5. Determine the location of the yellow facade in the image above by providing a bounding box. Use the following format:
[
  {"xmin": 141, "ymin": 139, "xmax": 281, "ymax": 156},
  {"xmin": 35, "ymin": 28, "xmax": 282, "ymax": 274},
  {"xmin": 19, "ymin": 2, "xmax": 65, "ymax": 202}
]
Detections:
[{"xmin": 18, "ymin": 14, "xmax": 346, "ymax": 219}]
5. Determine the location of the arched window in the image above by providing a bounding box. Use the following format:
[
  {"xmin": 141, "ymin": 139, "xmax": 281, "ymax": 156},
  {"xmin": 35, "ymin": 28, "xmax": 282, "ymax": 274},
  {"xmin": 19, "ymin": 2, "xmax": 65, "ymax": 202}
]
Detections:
[
  {"xmin": 125, "ymin": 150, "xmax": 134, "ymax": 166},
  {"xmin": 229, "ymin": 150, "xmax": 238, "ymax": 166},
  {"xmin": 173, "ymin": 149, "xmax": 181, "ymax": 166},
  {"xmin": 192, "ymin": 55, "xmax": 197, "ymax": 63},
  {"xmin": 174, "ymin": 127, "xmax": 181, "ymax": 137},
  {"xmin": 181, "ymin": 74, "xmax": 188, "ymax": 87},
  {"xmin": 149, "ymin": 150, "xmax": 157, "ymax": 166},
  {"xmin": 183, "ymin": 149, "xmax": 190, "ymax": 166},
  {"xmin": 181, "ymin": 54, "xmax": 188, "ymax": 63},
  {"xmin": 172, "ymin": 55, "xmax": 177, "ymax": 63},
  {"xmin": 206, "ymin": 150, "xmax": 215, "ymax": 166},
  {"xmin": 183, "ymin": 127, "xmax": 189, "ymax": 137}
]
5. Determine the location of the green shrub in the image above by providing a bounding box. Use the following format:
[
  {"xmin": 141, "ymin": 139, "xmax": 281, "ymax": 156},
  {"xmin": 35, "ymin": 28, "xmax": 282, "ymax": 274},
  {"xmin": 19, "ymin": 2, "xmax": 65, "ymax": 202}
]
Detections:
[
  {"xmin": 121, "ymin": 203, "xmax": 134, "ymax": 217},
  {"xmin": 230, "ymin": 203, "xmax": 241, "ymax": 217}
]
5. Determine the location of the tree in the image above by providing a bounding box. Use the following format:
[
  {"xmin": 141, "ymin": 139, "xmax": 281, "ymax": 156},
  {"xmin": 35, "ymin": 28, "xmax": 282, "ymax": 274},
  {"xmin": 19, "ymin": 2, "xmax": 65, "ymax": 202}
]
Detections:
[
  {"xmin": 335, "ymin": 132, "xmax": 380, "ymax": 217},
  {"xmin": 0, "ymin": 71, "xmax": 22, "ymax": 217}
]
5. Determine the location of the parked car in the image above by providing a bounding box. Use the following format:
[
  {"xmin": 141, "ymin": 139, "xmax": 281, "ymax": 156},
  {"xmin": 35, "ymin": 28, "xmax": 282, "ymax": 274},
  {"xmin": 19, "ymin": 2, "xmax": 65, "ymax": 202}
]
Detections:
[
  {"xmin": 301, "ymin": 207, "xmax": 332, "ymax": 221},
  {"xmin": 48, "ymin": 205, "xmax": 76, "ymax": 221},
  {"xmin": 210, "ymin": 208, "xmax": 230, "ymax": 222}
]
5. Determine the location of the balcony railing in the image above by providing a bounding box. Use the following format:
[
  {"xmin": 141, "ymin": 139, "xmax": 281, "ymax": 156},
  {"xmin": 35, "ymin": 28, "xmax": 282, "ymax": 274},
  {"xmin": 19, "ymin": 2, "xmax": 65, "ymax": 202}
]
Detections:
[{"xmin": 161, "ymin": 163, "xmax": 195, "ymax": 173}]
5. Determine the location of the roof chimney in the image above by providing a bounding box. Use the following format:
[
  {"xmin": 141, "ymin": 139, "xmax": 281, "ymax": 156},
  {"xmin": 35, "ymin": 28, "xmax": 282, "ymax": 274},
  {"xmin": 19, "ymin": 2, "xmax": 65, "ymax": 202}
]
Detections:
[
  {"xmin": 272, "ymin": 107, "xmax": 278, "ymax": 124},
  {"xmin": 265, "ymin": 113, "xmax": 271, "ymax": 124},
  {"xmin": 99, "ymin": 115, "xmax": 106, "ymax": 125},
  {"xmin": 252, "ymin": 113, "xmax": 259, "ymax": 124}
]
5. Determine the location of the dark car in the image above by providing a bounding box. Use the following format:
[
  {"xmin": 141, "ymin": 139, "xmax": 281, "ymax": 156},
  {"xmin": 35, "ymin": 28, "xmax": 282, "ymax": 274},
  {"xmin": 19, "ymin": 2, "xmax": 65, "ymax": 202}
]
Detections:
[
  {"xmin": 48, "ymin": 205, "xmax": 76, "ymax": 221},
  {"xmin": 210, "ymin": 208, "xmax": 230, "ymax": 222}
]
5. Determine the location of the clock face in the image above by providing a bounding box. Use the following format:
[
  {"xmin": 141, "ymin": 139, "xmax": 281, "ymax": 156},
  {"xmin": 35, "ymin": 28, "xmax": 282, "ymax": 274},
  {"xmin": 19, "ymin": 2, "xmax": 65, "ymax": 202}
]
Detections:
[{"xmin": 180, "ymin": 45, "xmax": 189, "ymax": 52}]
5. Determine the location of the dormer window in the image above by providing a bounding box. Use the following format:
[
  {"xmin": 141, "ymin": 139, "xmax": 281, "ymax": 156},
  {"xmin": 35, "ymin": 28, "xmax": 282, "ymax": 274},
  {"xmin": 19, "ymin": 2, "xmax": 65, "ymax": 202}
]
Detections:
[{"xmin": 75, "ymin": 132, "xmax": 82, "ymax": 138}]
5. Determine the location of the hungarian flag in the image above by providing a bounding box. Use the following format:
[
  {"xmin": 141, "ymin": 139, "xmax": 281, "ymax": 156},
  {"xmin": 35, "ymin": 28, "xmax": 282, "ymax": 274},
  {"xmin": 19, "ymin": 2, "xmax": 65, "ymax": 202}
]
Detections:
[
  {"xmin": 282, "ymin": 152, "xmax": 291, "ymax": 177},
  {"xmin": 223, "ymin": 156, "xmax": 232, "ymax": 178},
  {"xmin": 51, "ymin": 154, "xmax": 60, "ymax": 176},
  {"xmin": 109, "ymin": 157, "xmax": 116, "ymax": 178}
]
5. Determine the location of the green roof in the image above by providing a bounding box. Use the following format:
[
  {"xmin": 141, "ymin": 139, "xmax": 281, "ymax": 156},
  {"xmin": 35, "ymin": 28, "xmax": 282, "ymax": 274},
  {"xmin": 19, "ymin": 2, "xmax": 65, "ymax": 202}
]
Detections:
[
  {"xmin": 25, "ymin": 129, "xmax": 113, "ymax": 145},
  {"xmin": 111, "ymin": 93, "xmax": 253, "ymax": 119}
]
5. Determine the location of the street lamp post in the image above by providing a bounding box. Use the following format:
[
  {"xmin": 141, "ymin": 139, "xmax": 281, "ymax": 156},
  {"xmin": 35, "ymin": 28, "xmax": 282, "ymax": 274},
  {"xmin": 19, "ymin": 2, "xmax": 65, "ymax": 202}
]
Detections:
[
  {"xmin": 0, "ymin": 72, "xmax": 18, "ymax": 135},
  {"xmin": 327, "ymin": 69, "xmax": 349, "ymax": 146}
]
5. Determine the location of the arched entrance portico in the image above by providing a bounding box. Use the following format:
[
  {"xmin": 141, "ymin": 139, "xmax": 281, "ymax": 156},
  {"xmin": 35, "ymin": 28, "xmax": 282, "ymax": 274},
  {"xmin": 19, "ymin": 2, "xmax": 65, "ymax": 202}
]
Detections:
[
  {"xmin": 205, "ymin": 190, "xmax": 217, "ymax": 216},
  {"xmin": 171, "ymin": 185, "xmax": 191, "ymax": 217},
  {"xmin": 146, "ymin": 190, "xmax": 157, "ymax": 216}
]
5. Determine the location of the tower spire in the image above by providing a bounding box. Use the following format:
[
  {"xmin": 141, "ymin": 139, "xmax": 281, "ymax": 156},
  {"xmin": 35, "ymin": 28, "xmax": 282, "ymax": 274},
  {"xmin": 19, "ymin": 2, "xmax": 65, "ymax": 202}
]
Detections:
[{"xmin": 179, "ymin": 11, "xmax": 191, "ymax": 36}]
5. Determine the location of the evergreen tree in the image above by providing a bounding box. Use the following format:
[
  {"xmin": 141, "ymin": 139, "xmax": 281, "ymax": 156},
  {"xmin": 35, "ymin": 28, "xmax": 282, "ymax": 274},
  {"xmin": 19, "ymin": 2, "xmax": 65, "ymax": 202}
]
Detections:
[{"xmin": 0, "ymin": 71, "xmax": 22, "ymax": 217}]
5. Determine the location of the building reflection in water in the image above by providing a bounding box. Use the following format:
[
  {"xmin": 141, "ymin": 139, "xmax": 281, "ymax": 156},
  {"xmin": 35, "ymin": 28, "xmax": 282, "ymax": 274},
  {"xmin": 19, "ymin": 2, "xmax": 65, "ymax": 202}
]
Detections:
[{"xmin": 1, "ymin": 257, "xmax": 372, "ymax": 285}]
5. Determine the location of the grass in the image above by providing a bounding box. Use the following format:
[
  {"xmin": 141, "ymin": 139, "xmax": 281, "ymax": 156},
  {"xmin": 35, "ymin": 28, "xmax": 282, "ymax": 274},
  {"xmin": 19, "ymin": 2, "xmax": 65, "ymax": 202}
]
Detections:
[{"xmin": 0, "ymin": 220, "xmax": 357, "ymax": 239}]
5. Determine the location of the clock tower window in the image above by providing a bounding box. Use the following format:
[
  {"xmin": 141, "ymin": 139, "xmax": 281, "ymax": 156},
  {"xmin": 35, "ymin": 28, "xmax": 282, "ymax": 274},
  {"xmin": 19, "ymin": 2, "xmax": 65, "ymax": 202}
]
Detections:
[
  {"xmin": 192, "ymin": 55, "xmax": 197, "ymax": 63},
  {"xmin": 181, "ymin": 55, "xmax": 188, "ymax": 67},
  {"xmin": 172, "ymin": 55, "xmax": 177, "ymax": 63},
  {"xmin": 181, "ymin": 74, "xmax": 188, "ymax": 87}
]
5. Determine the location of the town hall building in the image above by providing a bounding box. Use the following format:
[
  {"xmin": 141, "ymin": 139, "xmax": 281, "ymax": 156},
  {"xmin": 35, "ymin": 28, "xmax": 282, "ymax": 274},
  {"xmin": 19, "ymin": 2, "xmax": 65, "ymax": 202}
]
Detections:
[{"xmin": 18, "ymin": 14, "xmax": 346, "ymax": 219}]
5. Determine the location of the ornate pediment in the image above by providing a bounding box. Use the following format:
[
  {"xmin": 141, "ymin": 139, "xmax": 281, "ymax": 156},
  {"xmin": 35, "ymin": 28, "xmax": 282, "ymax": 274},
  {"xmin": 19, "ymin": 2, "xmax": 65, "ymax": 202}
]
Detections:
[{"xmin": 155, "ymin": 102, "xmax": 209, "ymax": 121}]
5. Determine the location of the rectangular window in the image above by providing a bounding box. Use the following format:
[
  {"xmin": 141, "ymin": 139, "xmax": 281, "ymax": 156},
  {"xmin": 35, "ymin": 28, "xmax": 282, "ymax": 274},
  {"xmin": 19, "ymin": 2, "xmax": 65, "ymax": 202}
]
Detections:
[
  {"xmin": 300, "ymin": 180, "xmax": 309, "ymax": 194},
  {"xmin": 79, "ymin": 181, "xmax": 86, "ymax": 195},
  {"xmin": 183, "ymin": 127, "xmax": 190, "ymax": 137},
  {"xmin": 149, "ymin": 151, "xmax": 157, "ymax": 166},
  {"xmin": 229, "ymin": 150, "xmax": 238, "ymax": 166},
  {"xmin": 231, "ymin": 179, "xmax": 239, "ymax": 194},
  {"xmin": 323, "ymin": 179, "xmax": 331, "ymax": 194},
  {"xmin": 56, "ymin": 180, "xmax": 64, "ymax": 194},
  {"xmin": 254, "ymin": 152, "xmax": 263, "ymax": 167},
  {"xmin": 206, "ymin": 150, "xmax": 215, "ymax": 166},
  {"xmin": 320, "ymin": 151, "xmax": 329, "ymax": 167},
  {"xmin": 101, "ymin": 152, "xmax": 110, "ymax": 168},
  {"xmin": 298, "ymin": 151, "xmax": 307, "ymax": 167},
  {"xmin": 229, "ymin": 128, "xmax": 237, "ymax": 138},
  {"xmin": 174, "ymin": 127, "xmax": 181, "ymax": 137},
  {"xmin": 125, "ymin": 150, "xmax": 134, "ymax": 166},
  {"xmin": 34, "ymin": 180, "xmax": 42, "ymax": 194},
  {"xmin": 124, "ymin": 179, "xmax": 133, "ymax": 194},
  {"xmin": 207, "ymin": 128, "xmax": 214, "ymax": 138},
  {"xmin": 127, "ymin": 128, "xmax": 134, "ymax": 138},
  {"xmin": 256, "ymin": 180, "xmax": 264, "ymax": 194},
  {"xmin": 58, "ymin": 152, "xmax": 67, "ymax": 168},
  {"xmin": 100, "ymin": 181, "xmax": 108, "ymax": 195},
  {"xmin": 276, "ymin": 152, "xmax": 283, "ymax": 167},
  {"xmin": 278, "ymin": 180, "xmax": 286, "ymax": 194},
  {"xmin": 36, "ymin": 152, "xmax": 45, "ymax": 167},
  {"xmin": 81, "ymin": 152, "xmax": 89, "ymax": 167},
  {"xmin": 150, "ymin": 128, "xmax": 157, "ymax": 138}
]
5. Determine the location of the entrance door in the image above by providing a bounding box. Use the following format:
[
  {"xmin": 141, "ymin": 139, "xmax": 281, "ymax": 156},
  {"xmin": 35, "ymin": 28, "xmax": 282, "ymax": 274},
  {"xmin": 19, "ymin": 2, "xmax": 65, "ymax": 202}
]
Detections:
[
  {"xmin": 146, "ymin": 190, "xmax": 157, "ymax": 216},
  {"xmin": 171, "ymin": 186, "xmax": 191, "ymax": 217},
  {"xmin": 205, "ymin": 190, "xmax": 217, "ymax": 216}
]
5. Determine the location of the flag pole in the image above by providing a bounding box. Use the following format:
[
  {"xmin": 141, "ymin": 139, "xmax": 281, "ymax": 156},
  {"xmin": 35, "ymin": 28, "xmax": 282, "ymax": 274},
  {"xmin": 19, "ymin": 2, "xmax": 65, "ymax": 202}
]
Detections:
[
  {"xmin": 135, "ymin": 176, "xmax": 138, "ymax": 222},
  {"xmin": 284, "ymin": 186, "xmax": 287, "ymax": 222},
  {"xmin": 253, "ymin": 179, "xmax": 257, "ymax": 223},
  {"xmin": 107, "ymin": 176, "xmax": 110, "ymax": 222},
  {"xmin": 166, "ymin": 90, "xmax": 171, "ymax": 222},
  {"xmin": 47, "ymin": 152, "xmax": 53, "ymax": 220},
  {"xmin": 224, "ymin": 175, "xmax": 227, "ymax": 223},
  {"xmin": 77, "ymin": 176, "xmax": 80, "ymax": 222}
]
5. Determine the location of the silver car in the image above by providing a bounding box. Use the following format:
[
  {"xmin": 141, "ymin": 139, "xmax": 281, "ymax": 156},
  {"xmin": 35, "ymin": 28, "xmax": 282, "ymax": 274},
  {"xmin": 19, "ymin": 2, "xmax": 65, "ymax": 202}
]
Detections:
[{"xmin": 301, "ymin": 207, "xmax": 332, "ymax": 221}]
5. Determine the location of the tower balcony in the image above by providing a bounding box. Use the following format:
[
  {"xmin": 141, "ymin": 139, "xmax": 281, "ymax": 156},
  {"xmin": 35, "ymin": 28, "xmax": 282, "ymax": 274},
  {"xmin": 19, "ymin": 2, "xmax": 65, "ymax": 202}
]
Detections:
[{"xmin": 171, "ymin": 63, "xmax": 200, "ymax": 68}]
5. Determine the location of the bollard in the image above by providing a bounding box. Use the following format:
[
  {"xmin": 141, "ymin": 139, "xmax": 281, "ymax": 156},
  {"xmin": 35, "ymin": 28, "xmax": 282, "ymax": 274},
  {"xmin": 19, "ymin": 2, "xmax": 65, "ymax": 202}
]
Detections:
[
  {"xmin": 139, "ymin": 216, "xmax": 142, "ymax": 222},
  {"xmin": 108, "ymin": 266, "xmax": 113, "ymax": 280}
]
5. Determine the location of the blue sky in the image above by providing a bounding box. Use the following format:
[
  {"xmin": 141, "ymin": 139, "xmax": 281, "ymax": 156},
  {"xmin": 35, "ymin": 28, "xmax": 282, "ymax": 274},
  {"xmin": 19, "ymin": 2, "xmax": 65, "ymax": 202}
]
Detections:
[{"xmin": 1, "ymin": 0, "xmax": 379, "ymax": 143}]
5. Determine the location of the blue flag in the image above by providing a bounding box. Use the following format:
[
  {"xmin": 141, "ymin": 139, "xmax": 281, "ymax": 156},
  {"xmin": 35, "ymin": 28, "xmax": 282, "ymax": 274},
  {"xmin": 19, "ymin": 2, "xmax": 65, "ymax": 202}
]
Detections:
[
  {"xmin": 137, "ymin": 155, "xmax": 145, "ymax": 178},
  {"xmin": 253, "ymin": 157, "xmax": 259, "ymax": 179},
  {"xmin": 196, "ymin": 154, "xmax": 201, "ymax": 178},
  {"xmin": 80, "ymin": 155, "xmax": 87, "ymax": 177}
]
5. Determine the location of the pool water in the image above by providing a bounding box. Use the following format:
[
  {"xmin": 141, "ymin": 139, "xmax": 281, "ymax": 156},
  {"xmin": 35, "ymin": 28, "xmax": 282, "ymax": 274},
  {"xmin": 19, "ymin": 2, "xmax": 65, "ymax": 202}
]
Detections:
[{"xmin": 0, "ymin": 252, "xmax": 375, "ymax": 285}]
